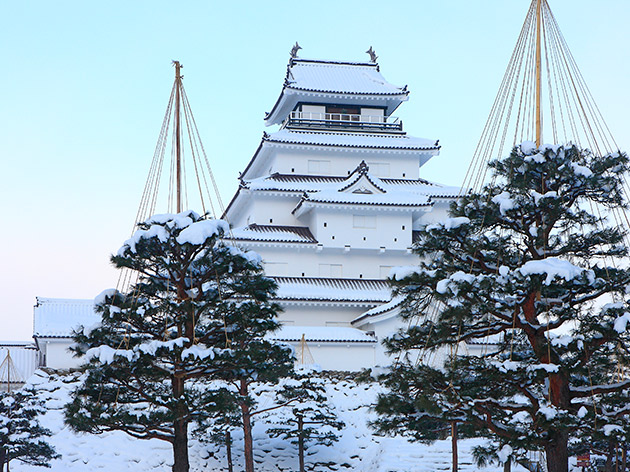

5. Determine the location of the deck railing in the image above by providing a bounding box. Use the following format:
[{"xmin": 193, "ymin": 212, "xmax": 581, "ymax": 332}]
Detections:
[{"xmin": 285, "ymin": 111, "xmax": 402, "ymax": 131}]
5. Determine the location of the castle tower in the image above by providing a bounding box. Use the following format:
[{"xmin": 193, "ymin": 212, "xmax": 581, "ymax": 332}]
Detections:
[{"xmin": 224, "ymin": 52, "xmax": 459, "ymax": 370}]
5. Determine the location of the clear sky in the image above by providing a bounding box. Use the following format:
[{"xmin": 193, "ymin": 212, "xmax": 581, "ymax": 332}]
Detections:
[{"xmin": 1, "ymin": 0, "xmax": 629, "ymax": 341}]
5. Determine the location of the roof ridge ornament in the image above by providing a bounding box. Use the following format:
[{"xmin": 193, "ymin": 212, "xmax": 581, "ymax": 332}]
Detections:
[
  {"xmin": 366, "ymin": 46, "xmax": 378, "ymax": 63},
  {"xmin": 358, "ymin": 160, "xmax": 369, "ymax": 174},
  {"xmin": 289, "ymin": 42, "xmax": 302, "ymax": 65}
]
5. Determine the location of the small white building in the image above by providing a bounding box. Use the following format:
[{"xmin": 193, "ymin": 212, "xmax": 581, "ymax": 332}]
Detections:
[{"xmin": 33, "ymin": 297, "xmax": 99, "ymax": 370}]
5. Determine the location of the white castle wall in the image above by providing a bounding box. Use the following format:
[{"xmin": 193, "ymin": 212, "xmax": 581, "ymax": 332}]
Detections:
[
  {"xmin": 308, "ymin": 211, "xmax": 414, "ymax": 250},
  {"xmin": 293, "ymin": 341, "xmax": 377, "ymax": 371},
  {"xmin": 260, "ymin": 248, "xmax": 417, "ymax": 280},
  {"xmin": 278, "ymin": 304, "xmax": 369, "ymax": 327},
  {"xmin": 269, "ymin": 148, "xmax": 423, "ymax": 179}
]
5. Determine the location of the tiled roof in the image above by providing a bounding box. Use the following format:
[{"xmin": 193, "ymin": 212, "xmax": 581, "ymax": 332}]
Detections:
[
  {"xmin": 247, "ymin": 173, "xmax": 460, "ymax": 198},
  {"xmin": 265, "ymin": 57, "xmax": 410, "ymax": 125},
  {"xmin": 267, "ymin": 325, "xmax": 377, "ymax": 343},
  {"xmin": 33, "ymin": 297, "xmax": 100, "ymax": 338},
  {"xmin": 271, "ymin": 276, "xmax": 392, "ymax": 303},
  {"xmin": 230, "ymin": 224, "xmax": 317, "ymax": 243},
  {"xmin": 284, "ymin": 59, "xmax": 406, "ymax": 96},
  {"xmin": 355, "ymin": 297, "xmax": 405, "ymax": 321},
  {"xmin": 264, "ymin": 129, "xmax": 439, "ymax": 151},
  {"xmin": 295, "ymin": 191, "xmax": 432, "ymax": 209}
]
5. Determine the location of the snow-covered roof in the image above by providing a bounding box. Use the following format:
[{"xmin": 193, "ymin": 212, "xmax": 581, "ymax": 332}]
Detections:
[
  {"xmin": 293, "ymin": 190, "xmax": 432, "ymax": 215},
  {"xmin": 265, "ymin": 129, "xmax": 439, "ymax": 150},
  {"xmin": 272, "ymin": 276, "xmax": 392, "ymax": 303},
  {"xmin": 265, "ymin": 58, "xmax": 409, "ymax": 125},
  {"xmin": 267, "ymin": 325, "xmax": 377, "ymax": 343},
  {"xmin": 230, "ymin": 224, "xmax": 317, "ymax": 244},
  {"xmin": 353, "ymin": 297, "xmax": 405, "ymax": 325},
  {"xmin": 239, "ymin": 129, "xmax": 440, "ymax": 181},
  {"xmin": 247, "ymin": 173, "xmax": 460, "ymax": 198},
  {"xmin": 33, "ymin": 297, "xmax": 100, "ymax": 338},
  {"xmin": 287, "ymin": 162, "xmax": 440, "ymax": 217}
]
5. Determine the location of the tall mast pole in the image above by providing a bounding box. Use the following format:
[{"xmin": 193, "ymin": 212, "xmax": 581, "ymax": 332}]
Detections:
[
  {"xmin": 174, "ymin": 61, "xmax": 183, "ymax": 213},
  {"xmin": 535, "ymin": 0, "xmax": 543, "ymax": 146}
]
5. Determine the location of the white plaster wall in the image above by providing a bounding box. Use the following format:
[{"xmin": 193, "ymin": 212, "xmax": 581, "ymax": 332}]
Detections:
[
  {"xmin": 0, "ymin": 347, "xmax": 39, "ymax": 381},
  {"xmin": 254, "ymin": 246, "xmax": 418, "ymax": 279},
  {"xmin": 291, "ymin": 342, "xmax": 376, "ymax": 371},
  {"xmin": 278, "ymin": 304, "xmax": 367, "ymax": 326},
  {"xmin": 42, "ymin": 339, "xmax": 79, "ymax": 370},
  {"xmin": 269, "ymin": 148, "xmax": 422, "ymax": 180},
  {"xmin": 415, "ymin": 200, "xmax": 452, "ymax": 227},
  {"xmin": 241, "ymin": 194, "xmax": 302, "ymax": 226},
  {"xmin": 308, "ymin": 210, "xmax": 413, "ymax": 250}
]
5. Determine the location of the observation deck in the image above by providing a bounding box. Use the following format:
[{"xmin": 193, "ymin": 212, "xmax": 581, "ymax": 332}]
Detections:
[{"xmin": 283, "ymin": 111, "xmax": 403, "ymax": 133}]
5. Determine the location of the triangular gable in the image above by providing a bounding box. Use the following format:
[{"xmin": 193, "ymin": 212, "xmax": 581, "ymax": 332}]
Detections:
[{"xmin": 337, "ymin": 161, "xmax": 387, "ymax": 194}]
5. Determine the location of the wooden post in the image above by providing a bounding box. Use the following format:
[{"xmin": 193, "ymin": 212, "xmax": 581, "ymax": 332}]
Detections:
[
  {"xmin": 226, "ymin": 430, "xmax": 233, "ymax": 472},
  {"xmin": 451, "ymin": 421, "xmax": 458, "ymax": 472},
  {"xmin": 173, "ymin": 60, "xmax": 183, "ymax": 213},
  {"xmin": 535, "ymin": 0, "xmax": 542, "ymax": 147}
]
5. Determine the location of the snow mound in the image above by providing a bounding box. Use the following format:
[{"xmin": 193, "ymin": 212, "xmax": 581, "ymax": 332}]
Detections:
[{"xmin": 13, "ymin": 371, "xmax": 525, "ymax": 472}]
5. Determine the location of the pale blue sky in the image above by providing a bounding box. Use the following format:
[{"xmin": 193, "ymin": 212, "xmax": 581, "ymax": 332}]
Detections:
[{"xmin": 1, "ymin": 0, "xmax": 629, "ymax": 340}]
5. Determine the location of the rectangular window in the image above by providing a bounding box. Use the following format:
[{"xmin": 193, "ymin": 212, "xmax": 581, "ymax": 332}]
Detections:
[
  {"xmin": 301, "ymin": 104, "xmax": 325, "ymax": 120},
  {"xmin": 308, "ymin": 159, "xmax": 331, "ymax": 175},
  {"xmin": 263, "ymin": 262, "xmax": 288, "ymax": 276},
  {"xmin": 361, "ymin": 108, "xmax": 385, "ymax": 123},
  {"xmin": 319, "ymin": 263, "xmax": 343, "ymax": 277},
  {"xmin": 367, "ymin": 162, "xmax": 390, "ymax": 177},
  {"xmin": 353, "ymin": 214, "xmax": 376, "ymax": 229}
]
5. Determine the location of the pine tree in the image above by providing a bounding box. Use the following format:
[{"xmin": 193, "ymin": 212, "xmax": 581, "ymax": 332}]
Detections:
[
  {"xmin": 375, "ymin": 144, "xmax": 630, "ymax": 472},
  {"xmin": 0, "ymin": 388, "xmax": 59, "ymax": 471},
  {"xmin": 65, "ymin": 211, "xmax": 293, "ymax": 472},
  {"xmin": 266, "ymin": 369, "xmax": 344, "ymax": 472}
]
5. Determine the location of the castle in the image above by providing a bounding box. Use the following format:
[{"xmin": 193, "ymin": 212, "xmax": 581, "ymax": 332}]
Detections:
[{"xmin": 34, "ymin": 52, "xmax": 460, "ymax": 371}]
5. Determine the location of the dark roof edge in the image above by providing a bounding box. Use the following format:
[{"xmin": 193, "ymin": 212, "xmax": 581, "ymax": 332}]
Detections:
[{"xmin": 265, "ymin": 137, "xmax": 440, "ymax": 152}]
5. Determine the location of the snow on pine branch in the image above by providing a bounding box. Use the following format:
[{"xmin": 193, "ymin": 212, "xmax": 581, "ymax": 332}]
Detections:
[{"xmin": 517, "ymin": 257, "xmax": 594, "ymax": 285}]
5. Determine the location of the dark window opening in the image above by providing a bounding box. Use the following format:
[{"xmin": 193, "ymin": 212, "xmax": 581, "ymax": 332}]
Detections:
[{"xmin": 326, "ymin": 105, "xmax": 360, "ymax": 115}]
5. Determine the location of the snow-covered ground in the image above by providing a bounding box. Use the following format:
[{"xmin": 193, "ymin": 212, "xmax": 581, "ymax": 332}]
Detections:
[{"xmin": 14, "ymin": 370, "xmax": 528, "ymax": 472}]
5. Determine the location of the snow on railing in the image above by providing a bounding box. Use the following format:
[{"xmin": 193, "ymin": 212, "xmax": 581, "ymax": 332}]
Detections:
[{"xmin": 289, "ymin": 111, "xmax": 400, "ymax": 124}]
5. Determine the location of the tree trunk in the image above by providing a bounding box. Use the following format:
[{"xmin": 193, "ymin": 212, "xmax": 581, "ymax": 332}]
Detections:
[
  {"xmin": 622, "ymin": 446, "xmax": 626, "ymax": 472},
  {"xmin": 545, "ymin": 428, "xmax": 569, "ymax": 472},
  {"xmin": 503, "ymin": 456, "xmax": 511, "ymax": 472},
  {"xmin": 298, "ymin": 415, "xmax": 305, "ymax": 472},
  {"xmin": 226, "ymin": 431, "xmax": 233, "ymax": 472},
  {"xmin": 172, "ymin": 375, "xmax": 189, "ymax": 472},
  {"xmin": 451, "ymin": 421, "xmax": 458, "ymax": 472},
  {"xmin": 240, "ymin": 379, "xmax": 255, "ymax": 472},
  {"xmin": 0, "ymin": 447, "xmax": 5, "ymax": 472},
  {"xmin": 604, "ymin": 441, "xmax": 613, "ymax": 472}
]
